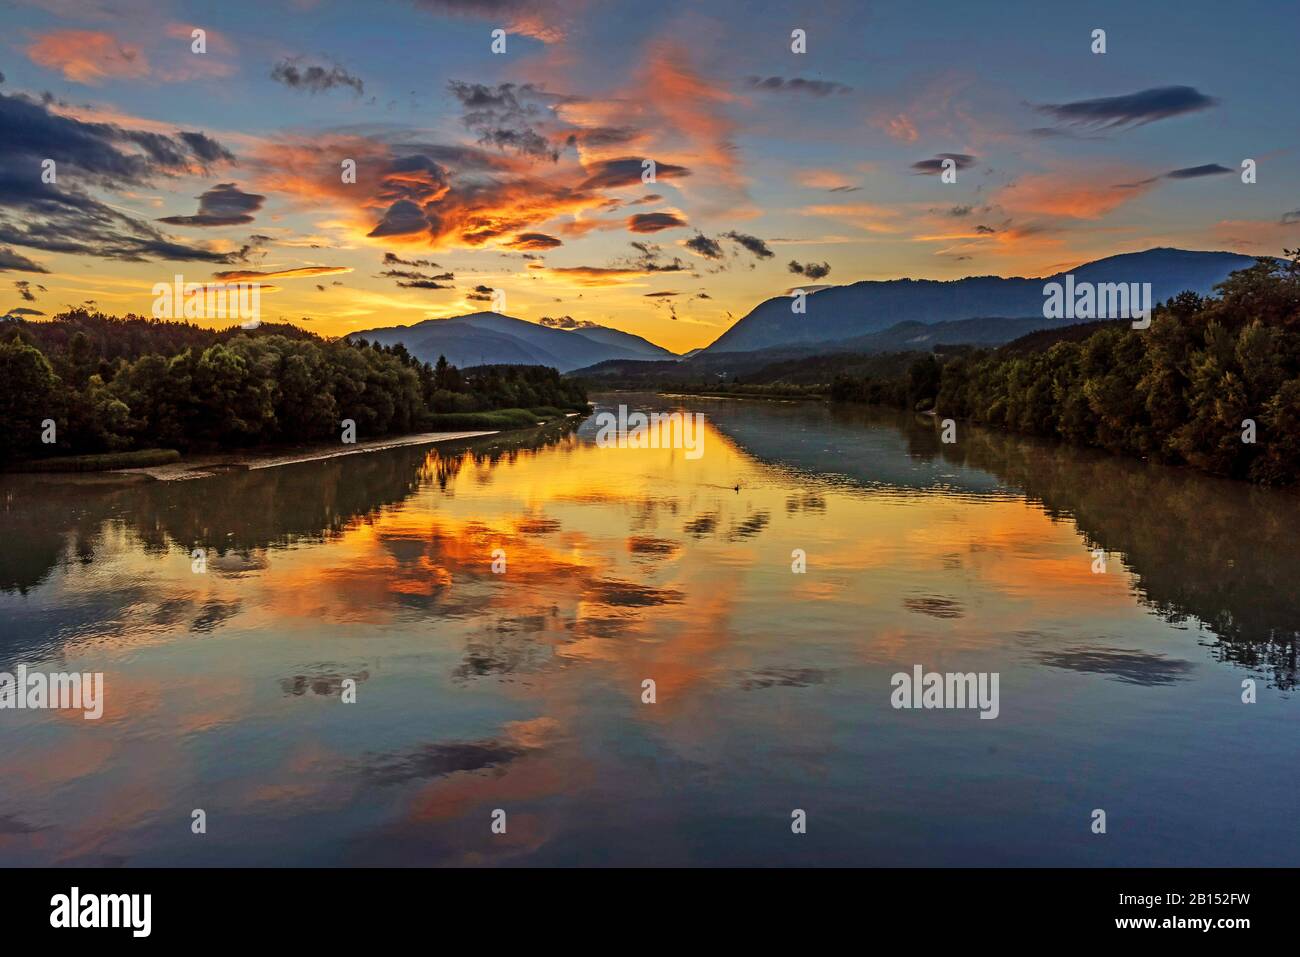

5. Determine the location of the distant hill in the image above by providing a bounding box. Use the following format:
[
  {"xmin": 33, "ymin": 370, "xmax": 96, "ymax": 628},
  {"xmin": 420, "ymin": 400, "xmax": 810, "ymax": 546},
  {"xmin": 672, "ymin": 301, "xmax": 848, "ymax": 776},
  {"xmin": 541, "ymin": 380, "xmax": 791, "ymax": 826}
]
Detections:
[
  {"xmin": 571, "ymin": 313, "xmax": 1096, "ymax": 386},
  {"xmin": 349, "ymin": 312, "xmax": 676, "ymax": 372},
  {"xmin": 703, "ymin": 248, "xmax": 1262, "ymax": 355}
]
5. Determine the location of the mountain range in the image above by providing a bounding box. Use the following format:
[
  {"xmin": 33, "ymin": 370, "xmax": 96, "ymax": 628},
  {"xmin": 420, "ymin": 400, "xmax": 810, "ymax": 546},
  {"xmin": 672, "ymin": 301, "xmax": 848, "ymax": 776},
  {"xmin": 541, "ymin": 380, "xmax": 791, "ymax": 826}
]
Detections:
[
  {"xmin": 349, "ymin": 311, "xmax": 675, "ymax": 372},
  {"xmin": 352, "ymin": 249, "xmax": 1262, "ymax": 374},
  {"xmin": 700, "ymin": 248, "xmax": 1260, "ymax": 355}
]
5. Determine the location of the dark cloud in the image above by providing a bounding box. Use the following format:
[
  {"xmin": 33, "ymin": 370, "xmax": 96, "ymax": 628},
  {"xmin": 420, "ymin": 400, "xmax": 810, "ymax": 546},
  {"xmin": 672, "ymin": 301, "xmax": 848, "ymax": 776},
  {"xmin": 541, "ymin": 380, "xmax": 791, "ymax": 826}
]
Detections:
[
  {"xmin": 466, "ymin": 284, "xmax": 495, "ymax": 301},
  {"xmin": 380, "ymin": 267, "xmax": 455, "ymax": 288},
  {"xmin": 448, "ymin": 80, "xmax": 563, "ymax": 162},
  {"xmin": 1165, "ymin": 163, "xmax": 1233, "ymax": 179},
  {"xmin": 0, "ymin": 173, "xmax": 235, "ymax": 264},
  {"xmin": 723, "ymin": 230, "xmax": 773, "ymax": 259},
  {"xmin": 630, "ymin": 193, "xmax": 662, "ymax": 205},
  {"xmin": 383, "ymin": 252, "xmax": 440, "ymax": 268},
  {"xmin": 685, "ymin": 232, "xmax": 723, "ymax": 260},
  {"xmin": 380, "ymin": 269, "xmax": 454, "ymax": 281},
  {"xmin": 158, "ymin": 183, "xmax": 265, "ymax": 227},
  {"xmin": 397, "ymin": 279, "xmax": 454, "ymax": 289},
  {"xmin": 643, "ymin": 291, "xmax": 678, "ymax": 297},
  {"xmin": 566, "ymin": 127, "xmax": 638, "ymax": 148},
  {"xmin": 368, "ymin": 199, "xmax": 429, "ymax": 238},
  {"xmin": 539, "ymin": 315, "xmax": 599, "ymax": 329},
  {"xmin": 0, "ymin": 91, "xmax": 238, "ymax": 264},
  {"xmin": 505, "ymin": 232, "xmax": 562, "ymax": 250},
  {"xmin": 0, "ymin": 246, "xmax": 49, "ymax": 273},
  {"xmin": 745, "ymin": 76, "xmax": 852, "ymax": 96},
  {"xmin": 974, "ymin": 224, "xmax": 996, "ymax": 234},
  {"xmin": 1033, "ymin": 85, "xmax": 1217, "ymax": 130},
  {"xmin": 476, "ymin": 126, "xmax": 556, "ymax": 161},
  {"xmin": 623, "ymin": 240, "xmax": 689, "ymax": 273},
  {"xmin": 178, "ymin": 131, "xmax": 236, "ymax": 165},
  {"xmin": 1117, "ymin": 163, "xmax": 1234, "ymax": 189},
  {"xmin": 379, "ymin": 265, "xmax": 454, "ymax": 289},
  {"xmin": 0, "ymin": 89, "xmax": 233, "ymax": 191},
  {"xmin": 271, "ymin": 59, "xmax": 365, "ymax": 95},
  {"xmin": 911, "ymin": 153, "xmax": 976, "ymax": 175},
  {"xmin": 628, "ymin": 211, "xmax": 687, "ymax": 233},
  {"xmin": 1281, "ymin": 209, "xmax": 1300, "ymax": 225},
  {"xmin": 236, "ymin": 233, "xmax": 272, "ymax": 259},
  {"xmin": 14, "ymin": 279, "xmax": 42, "ymax": 301},
  {"xmin": 579, "ymin": 157, "xmax": 690, "ymax": 190},
  {"xmin": 788, "ymin": 260, "xmax": 831, "ymax": 280}
]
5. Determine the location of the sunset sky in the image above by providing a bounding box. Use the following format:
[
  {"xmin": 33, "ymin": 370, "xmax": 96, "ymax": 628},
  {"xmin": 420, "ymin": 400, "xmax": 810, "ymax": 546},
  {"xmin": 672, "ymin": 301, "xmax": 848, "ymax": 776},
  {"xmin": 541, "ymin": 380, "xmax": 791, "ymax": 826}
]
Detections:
[{"xmin": 1, "ymin": 0, "xmax": 1297, "ymax": 353}]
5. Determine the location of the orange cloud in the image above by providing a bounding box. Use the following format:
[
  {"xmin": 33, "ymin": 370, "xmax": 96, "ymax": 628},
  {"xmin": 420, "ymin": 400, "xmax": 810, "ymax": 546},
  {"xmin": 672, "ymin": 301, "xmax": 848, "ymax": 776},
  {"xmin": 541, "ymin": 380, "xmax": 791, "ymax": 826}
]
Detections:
[
  {"xmin": 26, "ymin": 24, "xmax": 235, "ymax": 85},
  {"xmin": 883, "ymin": 113, "xmax": 919, "ymax": 143},
  {"xmin": 249, "ymin": 135, "xmax": 646, "ymax": 253},
  {"xmin": 636, "ymin": 42, "xmax": 747, "ymax": 209},
  {"xmin": 545, "ymin": 265, "xmax": 660, "ymax": 286},
  {"xmin": 797, "ymin": 168, "xmax": 860, "ymax": 190},
  {"xmin": 801, "ymin": 202, "xmax": 901, "ymax": 233},
  {"xmin": 996, "ymin": 170, "xmax": 1151, "ymax": 220},
  {"xmin": 158, "ymin": 23, "xmax": 237, "ymax": 80},
  {"xmin": 1207, "ymin": 217, "xmax": 1300, "ymax": 253},
  {"xmin": 27, "ymin": 30, "xmax": 150, "ymax": 84}
]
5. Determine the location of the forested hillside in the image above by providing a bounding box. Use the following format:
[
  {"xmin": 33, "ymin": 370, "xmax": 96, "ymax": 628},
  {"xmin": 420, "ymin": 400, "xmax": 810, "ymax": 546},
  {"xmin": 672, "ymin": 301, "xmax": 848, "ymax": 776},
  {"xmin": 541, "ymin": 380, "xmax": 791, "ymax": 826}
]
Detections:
[
  {"xmin": 832, "ymin": 254, "xmax": 1300, "ymax": 484},
  {"xmin": 0, "ymin": 311, "xmax": 586, "ymax": 463}
]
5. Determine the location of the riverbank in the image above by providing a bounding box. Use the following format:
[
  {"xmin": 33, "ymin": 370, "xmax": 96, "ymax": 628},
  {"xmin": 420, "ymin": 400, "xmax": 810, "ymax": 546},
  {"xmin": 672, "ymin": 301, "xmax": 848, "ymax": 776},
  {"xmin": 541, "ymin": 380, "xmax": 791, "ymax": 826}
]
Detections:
[
  {"xmin": 112, "ymin": 429, "xmax": 500, "ymax": 481},
  {"xmin": 8, "ymin": 408, "xmax": 589, "ymax": 483},
  {"xmin": 659, "ymin": 390, "xmax": 826, "ymax": 402}
]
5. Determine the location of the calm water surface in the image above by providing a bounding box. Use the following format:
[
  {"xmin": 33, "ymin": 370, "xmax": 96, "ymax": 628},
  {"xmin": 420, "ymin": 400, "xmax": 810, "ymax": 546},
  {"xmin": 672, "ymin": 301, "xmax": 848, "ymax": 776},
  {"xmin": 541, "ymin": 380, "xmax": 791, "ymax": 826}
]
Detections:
[{"xmin": 1, "ymin": 393, "xmax": 1296, "ymax": 866}]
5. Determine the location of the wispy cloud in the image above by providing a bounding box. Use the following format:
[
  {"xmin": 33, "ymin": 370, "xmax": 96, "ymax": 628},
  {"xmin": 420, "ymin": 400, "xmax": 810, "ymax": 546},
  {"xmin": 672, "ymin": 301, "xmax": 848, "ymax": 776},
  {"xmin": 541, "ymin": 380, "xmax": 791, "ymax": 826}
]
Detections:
[
  {"xmin": 912, "ymin": 153, "xmax": 976, "ymax": 175},
  {"xmin": 27, "ymin": 30, "xmax": 149, "ymax": 84},
  {"xmin": 1033, "ymin": 85, "xmax": 1218, "ymax": 130},
  {"xmin": 744, "ymin": 76, "xmax": 852, "ymax": 96}
]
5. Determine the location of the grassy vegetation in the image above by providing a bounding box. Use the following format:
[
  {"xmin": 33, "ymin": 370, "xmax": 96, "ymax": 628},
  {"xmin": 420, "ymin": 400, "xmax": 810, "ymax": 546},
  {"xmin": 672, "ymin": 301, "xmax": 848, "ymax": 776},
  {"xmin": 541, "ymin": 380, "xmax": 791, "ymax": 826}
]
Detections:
[
  {"xmin": 426, "ymin": 408, "xmax": 552, "ymax": 430},
  {"xmin": 10, "ymin": 448, "xmax": 181, "ymax": 473},
  {"xmin": 668, "ymin": 383, "xmax": 828, "ymax": 400}
]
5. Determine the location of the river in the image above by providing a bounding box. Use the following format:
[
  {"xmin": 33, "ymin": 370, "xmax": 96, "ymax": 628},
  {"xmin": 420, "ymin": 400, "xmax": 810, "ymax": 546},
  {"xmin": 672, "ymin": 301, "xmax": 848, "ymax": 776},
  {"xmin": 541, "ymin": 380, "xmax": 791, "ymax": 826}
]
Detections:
[{"xmin": 0, "ymin": 393, "xmax": 1295, "ymax": 865}]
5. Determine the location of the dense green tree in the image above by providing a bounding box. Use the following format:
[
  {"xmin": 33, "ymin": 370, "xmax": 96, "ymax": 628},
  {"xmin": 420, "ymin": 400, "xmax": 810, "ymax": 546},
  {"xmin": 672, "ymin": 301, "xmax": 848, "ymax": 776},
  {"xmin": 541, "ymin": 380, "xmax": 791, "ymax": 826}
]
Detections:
[
  {"xmin": 832, "ymin": 252, "xmax": 1300, "ymax": 485},
  {"xmin": 0, "ymin": 315, "xmax": 586, "ymax": 463},
  {"xmin": 0, "ymin": 338, "xmax": 59, "ymax": 460}
]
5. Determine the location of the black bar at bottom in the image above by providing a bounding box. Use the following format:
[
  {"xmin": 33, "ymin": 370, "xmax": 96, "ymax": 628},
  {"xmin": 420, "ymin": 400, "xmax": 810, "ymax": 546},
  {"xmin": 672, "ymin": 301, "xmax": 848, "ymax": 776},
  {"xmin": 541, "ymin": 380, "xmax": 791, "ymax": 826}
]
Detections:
[{"xmin": 3, "ymin": 867, "xmax": 1287, "ymax": 943}]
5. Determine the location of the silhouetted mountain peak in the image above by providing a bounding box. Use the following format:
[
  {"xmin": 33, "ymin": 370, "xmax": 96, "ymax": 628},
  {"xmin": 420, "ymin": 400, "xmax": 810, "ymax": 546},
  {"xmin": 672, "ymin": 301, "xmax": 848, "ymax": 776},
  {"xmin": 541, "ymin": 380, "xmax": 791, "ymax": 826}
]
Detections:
[
  {"xmin": 350, "ymin": 311, "xmax": 676, "ymax": 372},
  {"xmin": 703, "ymin": 247, "xmax": 1261, "ymax": 355}
]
